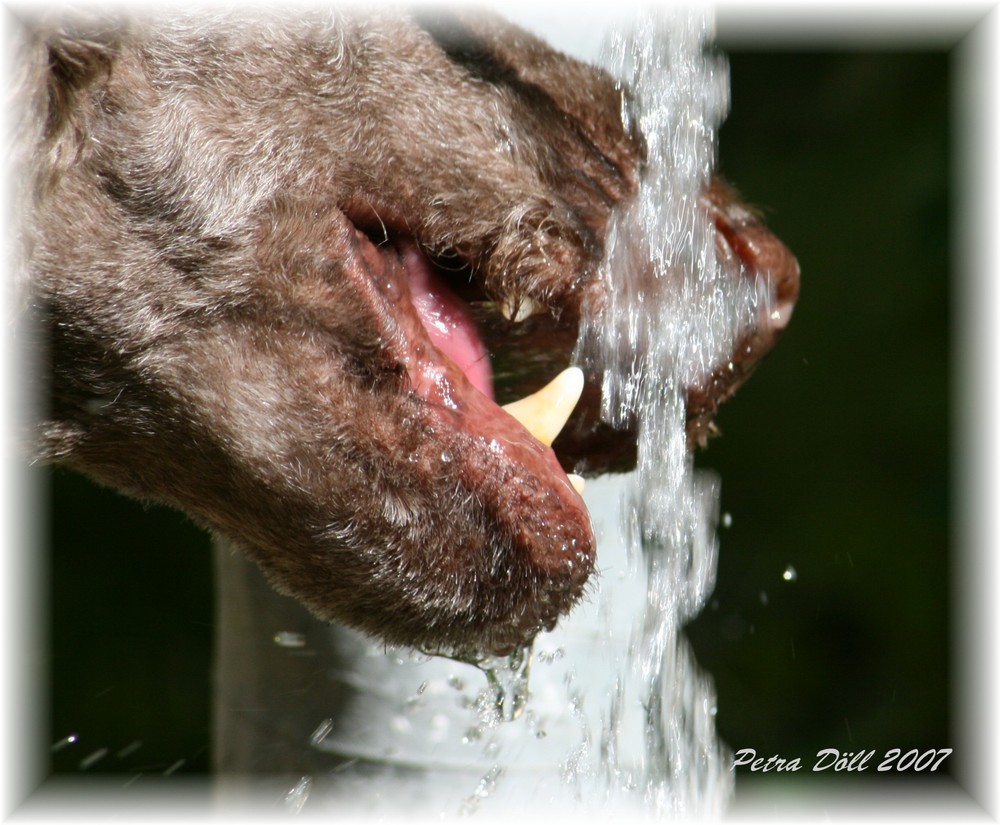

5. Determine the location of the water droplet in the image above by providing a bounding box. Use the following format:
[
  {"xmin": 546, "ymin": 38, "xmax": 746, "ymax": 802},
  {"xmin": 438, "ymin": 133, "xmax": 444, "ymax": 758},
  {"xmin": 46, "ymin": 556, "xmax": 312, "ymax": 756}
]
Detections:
[
  {"xmin": 440, "ymin": 449, "xmax": 453, "ymax": 463},
  {"xmin": 162, "ymin": 759, "xmax": 185, "ymax": 776},
  {"xmin": 525, "ymin": 709, "xmax": 548, "ymax": 740},
  {"xmin": 759, "ymin": 590, "xmax": 768, "ymax": 606},
  {"xmin": 459, "ymin": 765, "xmax": 504, "ymax": 815},
  {"xmin": 782, "ymin": 565, "xmax": 798, "ymax": 582},
  {"xmin": 116, "ymin": 740, "xmax": 142, "ymax": 759},
  {"xmin": 284, "ymin": 776, "xmax": 312, "ymax": 814},
  {"xmin": 273, "ymin": 631, "xmax": 306, "ymax": 648},
  {"xmin": 380, "ymin": 275, "xmax": 401, "ymax": 299},
  {"xmin": 476, "ymin": 646, "xmax": 533, "ymax": 723},
  {"xmin": 79, "ymin": 748, "xmax": 108, "ymax": 770},
  {"xmin": 51, "ymin": 734, "xmax": 78, "ymax": 752},
  {"xmin": 309, "ymin": 718, "xmax": 334, "ymax": 747},
  {"xmin": 536, "ymin": 647, "xmax": 565, "ymax": 665},
  {"xmin": 721, "ymin": 512, "xmax": 732, "ymax": 528}
]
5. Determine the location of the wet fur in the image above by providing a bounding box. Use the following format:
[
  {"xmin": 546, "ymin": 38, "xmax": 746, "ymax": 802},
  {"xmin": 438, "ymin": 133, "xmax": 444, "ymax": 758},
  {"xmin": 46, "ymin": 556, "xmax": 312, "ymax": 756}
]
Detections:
[{"xmin": 12, "ymin": 8, "xmax": 640, "ymax": 656}]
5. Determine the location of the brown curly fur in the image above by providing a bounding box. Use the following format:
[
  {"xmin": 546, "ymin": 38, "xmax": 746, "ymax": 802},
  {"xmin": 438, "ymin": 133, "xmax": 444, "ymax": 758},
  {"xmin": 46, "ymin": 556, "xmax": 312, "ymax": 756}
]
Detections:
[{"xmin": 11, "ymin": 7, "xmax": 642, "ymax": 658}]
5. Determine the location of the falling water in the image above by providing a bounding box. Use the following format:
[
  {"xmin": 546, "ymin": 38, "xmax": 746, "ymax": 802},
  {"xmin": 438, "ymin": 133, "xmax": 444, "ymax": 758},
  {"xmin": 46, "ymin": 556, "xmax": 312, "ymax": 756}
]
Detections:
[
  {"xmin": 585, "ymin": 6, "xmax": 764, "ymax": 547},
  {"xmin": 571, "ymin": 5, "xmax": 765, "ymax": 814},
  {"xmin": 287, "ymin": 6, "xmax": 767, "ymax": 818}
]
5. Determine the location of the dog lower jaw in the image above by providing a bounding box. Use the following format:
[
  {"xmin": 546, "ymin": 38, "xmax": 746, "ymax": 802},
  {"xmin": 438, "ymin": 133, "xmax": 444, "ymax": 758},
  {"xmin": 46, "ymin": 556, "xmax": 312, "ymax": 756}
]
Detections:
[{"xmin": 338, "ymin": 221, "xmax": 597, "ymax": 656}]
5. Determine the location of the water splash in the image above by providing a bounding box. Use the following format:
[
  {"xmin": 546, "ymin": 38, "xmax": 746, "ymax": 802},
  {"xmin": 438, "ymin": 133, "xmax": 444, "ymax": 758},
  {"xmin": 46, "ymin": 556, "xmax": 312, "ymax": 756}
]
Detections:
[{"xmin": 474, "ymin": 646, "xmax": 533, "ymax": 725}]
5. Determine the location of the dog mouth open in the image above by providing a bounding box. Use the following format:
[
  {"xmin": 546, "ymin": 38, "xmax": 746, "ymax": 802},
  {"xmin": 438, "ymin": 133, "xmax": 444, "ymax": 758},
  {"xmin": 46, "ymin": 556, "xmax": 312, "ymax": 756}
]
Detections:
[
  {"xmin": 330, "ymin": 215, "xmax": 598, "ymax": 657},
  {"xmin": 332, "ymin": 179, "xmax": 798, "ymax": 657},
  {"xmin": 398, "ymin": 235, "xmax": 586, "ymax": 498}
]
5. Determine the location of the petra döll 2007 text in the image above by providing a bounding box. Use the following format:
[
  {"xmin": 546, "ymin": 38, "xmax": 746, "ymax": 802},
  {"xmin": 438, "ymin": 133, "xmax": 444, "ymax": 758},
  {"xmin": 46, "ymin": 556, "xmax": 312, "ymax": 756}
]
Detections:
[{"xmin": 733, "ymin": 747, "xmax": 952, "ymax": 773}]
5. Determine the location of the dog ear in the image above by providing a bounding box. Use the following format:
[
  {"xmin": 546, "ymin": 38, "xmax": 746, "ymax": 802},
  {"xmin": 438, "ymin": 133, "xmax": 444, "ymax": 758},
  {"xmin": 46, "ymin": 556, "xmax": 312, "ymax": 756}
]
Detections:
[
  {"xmin": 37, "ymin": 19, "xmax": 119, "ymax": 138},
  {"xmin": 10, "ymin": 13, "xmax": 122, "ymax": 204}
]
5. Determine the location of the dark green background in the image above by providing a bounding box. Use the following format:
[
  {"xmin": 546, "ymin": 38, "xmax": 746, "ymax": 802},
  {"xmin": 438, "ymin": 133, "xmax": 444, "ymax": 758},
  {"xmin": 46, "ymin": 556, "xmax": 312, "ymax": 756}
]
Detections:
[
  {"xmin": 42, "ymin": 45, "xmax": 952, "ymax": 795},
  {"xmin": 688, "ymin": 47, "xmax": 951, "ymax": 787}
]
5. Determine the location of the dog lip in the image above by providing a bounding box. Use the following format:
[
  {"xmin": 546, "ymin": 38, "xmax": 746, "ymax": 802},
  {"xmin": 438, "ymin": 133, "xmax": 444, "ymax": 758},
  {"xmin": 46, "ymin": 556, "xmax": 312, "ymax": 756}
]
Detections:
[
  {"xmin": 394, "ymin": 239, "xmax": 589, "ymax": 507},
  {"xmin": 388, "ymin": 235, "xmax": 587, "ymax": 478},
  {"xmin": 341, "ymin": 224, "xmax": 595, "ymax": 636}
]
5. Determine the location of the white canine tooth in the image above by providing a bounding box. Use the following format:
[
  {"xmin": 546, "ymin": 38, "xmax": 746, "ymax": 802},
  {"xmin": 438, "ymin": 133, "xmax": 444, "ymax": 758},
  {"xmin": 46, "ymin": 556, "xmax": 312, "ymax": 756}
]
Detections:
[
  {"xmin": 567, "ymin": 474, "xmax": 586, "ymax": 495},
  {"xmin": 498, "ymin": 295, "xmax": 544, "ymax": 323},
  {"xmin": 502, "ymin": 366, "xmax": 584, "ymax": 447}
]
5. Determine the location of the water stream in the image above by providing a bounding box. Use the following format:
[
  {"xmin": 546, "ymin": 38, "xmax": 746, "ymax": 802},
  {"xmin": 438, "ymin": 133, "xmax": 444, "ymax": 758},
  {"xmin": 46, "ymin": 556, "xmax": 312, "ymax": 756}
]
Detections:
[
  {"xmin": 569, "ymin": 6, "xmax": 766, "ymax": 813},
  {"xmin": 277, "ymin": 6, "xmax": 766, "ymax": 818}
]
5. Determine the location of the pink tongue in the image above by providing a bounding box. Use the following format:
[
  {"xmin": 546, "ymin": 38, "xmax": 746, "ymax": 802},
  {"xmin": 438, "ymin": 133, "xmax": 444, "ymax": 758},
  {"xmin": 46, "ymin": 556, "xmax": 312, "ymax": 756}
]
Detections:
[{"xmin": 401, "ymin": 242, "xmax": 494, "ymax": 400}]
